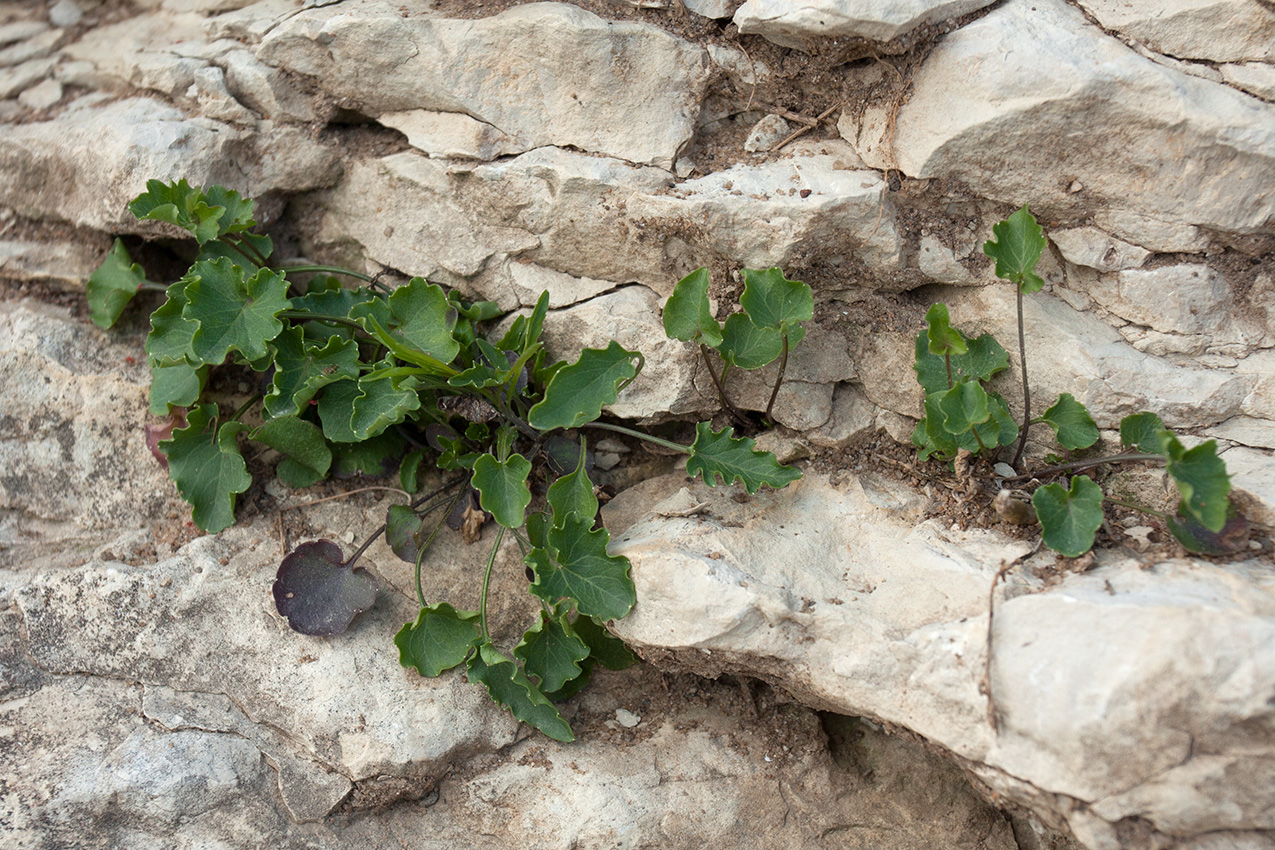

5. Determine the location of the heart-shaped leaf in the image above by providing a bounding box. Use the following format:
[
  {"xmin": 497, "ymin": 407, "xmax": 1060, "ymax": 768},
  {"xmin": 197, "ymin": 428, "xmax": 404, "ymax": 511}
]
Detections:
[
  {"xmin": 528, "ymin": 341, "xmax": 642, "ymax": 431},
  {"xmin": 1037, "ymin": 393, "xmax": 1099, "ymax": 451},
  {"xmin": 273, "ymin": 539, "xmax": 378, "ymax": 636},
  {"xmin": 686, "ymin": 422, "xmax": 803, "ymax": 493},
  {"xmin": 924, "ymin": 302, "xmax": 967, "ymax": 358},
  {"xmin": 250, "ymin": 415, "xmax": 332, "ymax": 489},
  {"xmin": 87, "ymin": 239, "xmax": 147, "ymax": 329},
  {"xmin": 984, "ymin": 205, "xmax": 1046, "ymax": 293},
  {"xmin": 662, "ymin": 267, "xmax": 723, "ymax": 348},
  {"xmin": 514, "ymin": 609, "xmax": 591, "ymax": 693},
  {"xmin": 739, "ymin": 267, "xmax": 812, "ymax": 332},
  {"xmin": 1032, "ymin": 475, "xmax": 1104, "ymax": 558},
  {"xmin": 1163, "ymin": 434, "xmax": 1231, "ymax": 533},
  {"xmin": 529, "ymin": 515, "xmax": 635, "ymax": 621},
  {"xmin": 1120, "ymin": 411, "xmax": 1167, "ymax": 454},
  {"xmin": 472, "ymin": 452, "xmax": 532, "ymax": 529},
  {"xmin": 385, "ymin": 504, "xmax": 426, "ymax": 564},
  {"xmin": 719, "ymin": 312, "xmax": 783, "ymax": 370},
  {"xmin": 395, "ymin": 602, "xmax": 481, "ymax": 677},
  {"xmin": 159, "ymin": 404, "xmax": 251, "ymax": 533},
  {"xmin": 913, "ymin": 329, "xmax": 1009, "ymax": 396}
]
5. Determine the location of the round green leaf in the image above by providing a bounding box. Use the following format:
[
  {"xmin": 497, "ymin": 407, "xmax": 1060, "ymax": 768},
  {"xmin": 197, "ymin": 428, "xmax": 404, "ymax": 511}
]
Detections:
[
  {"xmin": 472, "ymin": 453, "xmax": 532, "ymax": 529},
  {"xmin": 983, "ymin": 206, "xmax": 1046, "ymax": 293},
  {"xmin": 663, "ymin": 267, "xmax": 722, "ymax": 348},
  {"xmin": 1031, "ymin": 475, "xmax": 1104, "ymax": 558},
  {"xmin": 395, "ymin": 602, "xmax": 481, "ymax": 677},
  {"xmin": 1038, "ymin": 393, "xmax": 1099, "ymax": 451}
]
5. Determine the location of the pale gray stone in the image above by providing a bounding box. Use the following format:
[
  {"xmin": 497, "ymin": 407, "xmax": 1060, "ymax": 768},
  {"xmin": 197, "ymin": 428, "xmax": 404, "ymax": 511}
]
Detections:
[
  {"xmin": 187, "ymin": 64, "xmax": 257, "ymax": 123},
  {"xmin": 0, "ymin": 21, "xmax": 49, "ymax": 47},
  {"xmin": 1077, "ymin": 0, "xmax": 1275, "ymax": 63},
  {"xmin": 872, "ymin": 0, "xmax": 1275, "ymax": 247},
  {"xmin": 734, "ymin": 0, "xmax": 998, "ymax": 46},
  {"xmin": 504, "ymin": 261, "xmax": 619, "ymax": 309},
  {"xmin": 58, "ymin": 12, "xmax": 211, "ymax": 96},
  {"xmin": 743, "ymin": 113, "xmax": 789, "ymax": 152},
  {"xmin": 0, "ymin": 97, "xmax": 339, "ymax": 232},
  {"xmin": 808, "ymin": 382, "xmax": 877, "ymax": 448},
  {"xmin": 205, "ymin": 0, "xmax": 305, "ymax": 43},
  {"xmin": 1221, "ymin": 62, "xmax": 1275, "ymax": 101},
  {"xmin": 1207, "ymin": 415, "xmax": 1275, "ymax": 451},
  {"xmin": 378, "ymin": 109, "xmax": 519, "ymax": 161},
  {"xmin": 1103, "ymin": 264, "xmax": 1232, "ymax": 335},
  {"xmin": 0, "ymin": 56, "xmax": 53, "ymax": 99},
  {"xmin": 259, "ymin": 1, "xmax": 710, "ymax": 168},
  {"xmin": 221, "ymin": 48, "xmax": 316, "ymax": 122},
  {"xmin": 1050, "ymin": 226, "xmax": 1151, "ymax": 272},
  {"xmin": 0, "ymin": 239, "xmax": 103, "ymax": 287},
  {"xmin": 682, "ymin": 0, "xmax": 735, "ymax": 17},
  {"xmin": 607, "ymin": 471, "xmax": 1275, "ymax": 847},
  {"xmin": 17, "ymin": 77, "xmax": 61, "ymax": 110},
  {"xmin": 48, "ymin": 0, "xmax": 83, "ymax": 27},
  {"xmin": 0, "ymin": 27, "xmax": 60, "ymax": 66}
]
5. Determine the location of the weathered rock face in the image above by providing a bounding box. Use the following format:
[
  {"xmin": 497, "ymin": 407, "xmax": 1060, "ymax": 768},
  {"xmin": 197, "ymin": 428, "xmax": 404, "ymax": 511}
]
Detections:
[
  {"xmin": 258, "ymin": 1, "xmax": 711, "ymax": 169},
  {"xmin": 606, "ymin": 472, "xmax": 1275, "ymax": 850},
  {"xmin": 2, "ymin": 0, "xmax": 1274, "ymax": 847}
]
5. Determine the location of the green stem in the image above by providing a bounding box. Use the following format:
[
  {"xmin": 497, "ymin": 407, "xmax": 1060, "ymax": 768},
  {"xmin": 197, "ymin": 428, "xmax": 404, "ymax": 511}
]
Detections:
[
  {"xmin": 217, "ymin": 235, "xmax": 265, "ymax": 269},
  {"xmin": 412, "ymin": 491, "xmax": 464, "ymax": 609},
  {"xmin": 764, "ymin": 332, "xmax": 790, "ymax": 423},
  {"xmin": 700, "ymin": 343, "xmax": 748, "ymax": 427},
  {"xmin": 228, "ymin": 234, "xmax": 271, "ymax": 268},
  {"xmin": 278, "ymin": 310, "xmax": 366, "ymax": 331},
  {"xmin": 228, "ymin": 394, "xmax": 262, "ymax": 423},
  {"xmin": 1103, "ymin": 496, "xmax": 1168, "ymax": 520},
  {"xmin": 479, "ymin": 526, "xmax": 506, "ymax": 641},
  {"xmin": 970, "ymin": 425, "xmax": 988, "ymax": 453},
  {"xmin": 579, "ymin": 421, "xmax": 691, "ymax": 454},
  {"xmin": 945, "ymin": 352, "xmax": 953, "ymax": 390},
  {"xmin": 1011, "ymin": 283, "xmax": 1031, "ymax": 469},
  {"xmin": 281, "ymin": 264, "xmax": 374, "ymax": 282},
  {"xmin": 1001, "ymin": 452, "xmax": 1164, "ymax": 483},
  {"xmin": 139, "ymin": 282, "xmax": 170, "ymax": 293}
]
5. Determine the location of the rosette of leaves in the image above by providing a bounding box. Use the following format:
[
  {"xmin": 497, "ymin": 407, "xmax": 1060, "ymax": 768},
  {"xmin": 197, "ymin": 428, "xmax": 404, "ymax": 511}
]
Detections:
[
  {"xmin": 663, "ymin": 266, "xmax": 814, "ymax": 424},
  {"xmin": 87, "ymin": 178, "xmax": 806, "ymax": 741}
]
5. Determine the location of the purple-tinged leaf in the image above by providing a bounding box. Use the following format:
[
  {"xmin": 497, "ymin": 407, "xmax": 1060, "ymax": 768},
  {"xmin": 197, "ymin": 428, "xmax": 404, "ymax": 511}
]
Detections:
[{"xmin": 273, "ymin": 540, "xmax": 378, "ymax": 636}]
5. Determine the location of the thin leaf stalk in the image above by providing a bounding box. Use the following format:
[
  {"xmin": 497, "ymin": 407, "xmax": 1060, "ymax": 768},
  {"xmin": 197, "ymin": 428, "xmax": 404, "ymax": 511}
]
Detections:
[
  {"xmin": 700, "ymin": 343, "xmax": 748, "ymax": 426},
  {"xmin": 479, "ymin": 526, "xmax": 506, "ymax": 641},
  {"xmin": 1102, "ymin": 495, "xmax": 1168, "ymax": 520},
  {"xmin": 1011, "ymin": 282, "xmax": 1031, "ymax": 468},
  {"xmin": 580, "ymin": 421, "xmax": 690, "ymax": 454},
  {"xmin": 413, "ymin": 490, "xmax": 465, "ymax": 609},
  {"xmin": 1001, "ymin": 452, "xmax": 1164, "ymax": 483},
  {"xmin": 281, "ymin": 264, "xmax": 374, "ymax": 282},
  {"xmin": 764, "ymin": 332, "xmax": 790, "ymax": 422}
]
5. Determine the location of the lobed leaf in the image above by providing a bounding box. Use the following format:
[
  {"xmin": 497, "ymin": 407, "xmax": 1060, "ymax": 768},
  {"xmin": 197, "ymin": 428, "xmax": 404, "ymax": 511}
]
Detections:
[
  {"xmin": 184, "ymin": 259, "xmax": 291, "ymax": 365},
  {"xmin": 250, "ymin": 415, "xmax": 331, "ymax": 488},
  {"xmin": 1120, "ymin": 412, "xmax": 1166, "ymax": 454},
  {"xmin": 572, "ymin": 615, "xmax": 638, "ymax": 670},
  {"xmin": 913, "ymin": 330, "xmax": 1010, "ymax": 396},
  {"xmin": 350, "ymin": 370, "xmax": 422, "ymax": 440},
  {"xmin": 264, "ymin": 329, "xmax": 360, "ymax": 419},
  {"xmin": 316, "ymin": 379, "xmax": 362, "ymax": 443},
  {"xmin": 395, "ymin": 602, "xmax": 482, "ymax": 677},
  {"xmin": 938, "ymin": 379, "xmax": 991, "ymax": 436},
  {"xmin": 531, "ymin": 515, "xmax": 636, "ymax": 621},
  {"xmin": 719, "ymin": 312, "xmax": 783, "ymax": 370},
  {"xmin": 272, "ymin": 539, "xmax": 378, "ymax": 636},
  {"xmin": 129, "ymin": 179, "xmax": 256, "ymax": 245},
  {"xmin": 146, "ymin": 281, "xmax": 199, "ymax": 365},
  {"xmin": 160, "ymin": 404, "xmax": 251, "ymax": 533},
  {"xmin": 472, "ymin": 453, "xmax": 532, "ymax": 529},
  {"xmin": 662, "ymin": 267, "xmax": 723, "ymax": 348},
  {"xmin": 983, "ymin": 205, "xmax": 1046, "ymax": 293},
  {"xmin": 352, "ymin": 277, "xmax": 459, "ymax": 364},
  {"xmin": 924, "ymin": 302, "xmax": 967, "ymax": 357},
  {"xmin": 148, "ymin": 359, "xmax": 207, "ymax": 416},
  {"xmin": 87, "ymin": 239, "xmax": 147, "ymax": 329},
  {"xmin": 514, "ymin": 609, "xmax": 591, "ymax": 693},
  {"xmin": 546, "ymin": 440, "xmax": 598, "ymax": 526},
  {"xmin": 1038, "ymin": 393, "xmax": 1099, "ymax": 451},
  {"xmin": 1162, "ymin": 434, "xmax": 1230, "ymax": 533},
  {"xmin": 1031, "ymin": 475, "xmax": 1104, "ymax": 558},
  {"xmin": 686, "ymin": 422, "xmax": 803, "ymax": 494},
  {"xmin": 739, "ymin": 267, "xmax": 813, "ymax": 331},
  {"xmin": 467, "ymin": 642, "xmax": 574, "ymax": 742},
  {"xmin": 528, "ymin": 341, "xmax": 641, "ymax": 431}
]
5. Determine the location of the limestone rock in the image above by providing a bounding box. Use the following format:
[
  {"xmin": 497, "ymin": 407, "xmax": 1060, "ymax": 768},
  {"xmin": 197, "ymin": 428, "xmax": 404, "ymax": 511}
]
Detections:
[
  {"xmin": 0, "ymin": 97, "xmax": 340, "ymax": 232},
  {"xmin": 221, "ymin": 48, "xmax": 316, "ymax": 122},
  {"xmin": 379, "ymin": 109, "xmax": 519, "ymax": 160},
  {"xmin": 627, "ymin": 152, "xmax": 905, "ymax": 276},
  {"xmin": 1049, "ymin": 226, "xmax": 1150, "ymax": 273},
  {"xmin": 867, "ymin": 0, "xmax": 1275, "ymax": 248},
  {"xmin": 0, "ymin": 302, "xmax": 178, "ymax": 539},
  {"xmin": 1076, "ymin": 0, "xmax": 1275, "ymax": 63},
  {"xmin": 683, "ymin": 0, "xmax": 736, "ymax": 17},
  {"xmin": 743, "ymin": 113, "xmax": 789, "ymax": 152},
  {"xmin": 606, "ymin": 471, "xmax": 1275, "ymax": 848},
  {"xmin": 808, "ymin": 382, "xmax": 877, "ymax": 448},
  {"xmin": 0, "ymin": 56, "xmax": 53, "ymax": 99},
  {"xmin": 58, "ymin": 12, "xmax": 212, "ymax": 96},
  {"xmin": 1222, "ymin": 62, "xmax": 1275, "ymax": 101},
  {"xmin": 0, "ymin": 239, "xmax": 104, "ymax": 288},
  {"xmin": 733, "ymin": 0, "xmax": 998, "ymax": 46},
  {"xmin": 258, "ymin": 1, "xmax": 710, "ymax": 168}
]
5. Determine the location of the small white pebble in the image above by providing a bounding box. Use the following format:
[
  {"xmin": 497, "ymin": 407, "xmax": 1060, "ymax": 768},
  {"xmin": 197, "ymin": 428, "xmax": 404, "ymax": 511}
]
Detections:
[
  {"xmin": 615, "ymin": 709, "xmax": 641, "ymax": 728},
  {"xmin": 993, "ymin": 462, "xmax": 1016, "ymax": 478}
]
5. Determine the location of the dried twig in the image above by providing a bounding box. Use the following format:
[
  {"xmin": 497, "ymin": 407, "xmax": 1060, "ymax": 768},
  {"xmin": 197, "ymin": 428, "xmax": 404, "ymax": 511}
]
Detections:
[{"xmin": 771, "ymin": 103, "xmax": 841, "ymax": 152}]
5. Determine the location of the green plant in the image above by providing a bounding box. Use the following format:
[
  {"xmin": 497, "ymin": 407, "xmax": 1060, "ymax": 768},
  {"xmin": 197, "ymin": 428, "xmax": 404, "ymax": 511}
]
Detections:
[
  {"xmin": 912, "ymin": 206, "xmax": 1246, "ymax": 557},
  {"xmin": 87, "ymin": 179, "xmax": 804, "ymax": 741}
]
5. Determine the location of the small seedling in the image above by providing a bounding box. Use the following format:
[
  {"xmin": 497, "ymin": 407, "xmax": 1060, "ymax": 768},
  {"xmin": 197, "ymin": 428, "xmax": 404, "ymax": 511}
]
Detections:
[
  {"xmin": 87, "ymin": 179, "xmax": 805, "ymax": 740},
  {"xmin": 912, "ymin": 206, "xmax": 1245, "ymax": 557}
]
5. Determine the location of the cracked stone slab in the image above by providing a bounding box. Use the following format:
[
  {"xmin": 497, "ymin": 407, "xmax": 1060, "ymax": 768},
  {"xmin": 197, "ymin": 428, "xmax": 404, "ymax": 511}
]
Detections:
[
  {"xmin": 1077, "ymin": 0, "xmax": 1275, "ymax": 64},
  {"xmin": 258, "ymin": 1, "xmax": 710, "ymax": 168},
  {"xmin": 734, "ymin": 0, "xmax": 998, "ymax": 46},
  {"xmin": 12, "ymin": 528, "xmax": 523, "ymax": 782},
  {"xmin": 863, "ymin": 0, "xmax": 1275, "ymax": 249},
  {"xmin": 0, "ymin": 96, "xmax": 339, "ymax": 232},
  {"xmin": 605, "ymin": 471, "xmax": 1275, "ymax": 848}
]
